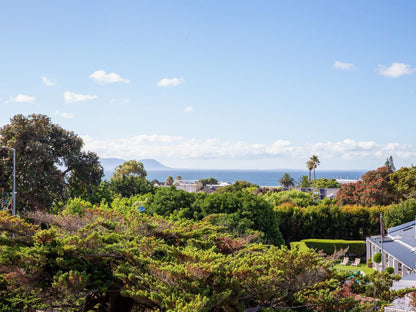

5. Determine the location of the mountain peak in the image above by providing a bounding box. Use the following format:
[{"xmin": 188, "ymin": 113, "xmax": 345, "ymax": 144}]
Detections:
[{"xmin": 140, "ymin": 159, "xmax": 169, "ymax": 170}]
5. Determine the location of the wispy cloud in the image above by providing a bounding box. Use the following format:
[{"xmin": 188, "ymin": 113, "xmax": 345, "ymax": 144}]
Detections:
[
  {"xmin": 5, "ymin": 94, "xmax": 36, "ymax": 104},
  {"xmin": 157, "ymin": 77, "xmax": 185, "ymax": 87},
  {"xmin": 184, "ymin": 106, "xmax": 193, "ymax": 112},
  {"xmin": 42, "ymin": 76, "xmax": 56, "ymax": 86},
  {"xmin": 378, "ymin": 62, "xmax": 415, "ymax": 78},
  {"xmin": 82, "ymin": 136, "xmax": 413, "ymax": 162},
  {"xmin": 333, "ymin": 61, "xmax": 355, "ymax": 70},
  {"xmin": 54, "ymin": 110, "xmax": 74, "ymax": 119},
  {"xmin": 64, "ymin": 91, "xmax": 97, "ymax": 104},
  {"xmin": 89, "ymin": 70, "xmax": 130, "ymax": 84}
]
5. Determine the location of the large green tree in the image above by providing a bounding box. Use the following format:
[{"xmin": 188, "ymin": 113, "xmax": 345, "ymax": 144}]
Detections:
[
  {"xmin": 109, "ymin": 160, "xmax": 153, "ymax": 197},
  {"xmin": 0, "ymin": 114, "xmax": 103, "ymax": 212},
  {"xmin": 313, "ymin": 178, "xmax": 341, "ymax": 188},
  {"xmin": 336, "ymin": 166, "xmax": 395, "ymax": 206},
  {"xmin": 390, "ymin": 165, "xmax": 416, "ymax": 201}
]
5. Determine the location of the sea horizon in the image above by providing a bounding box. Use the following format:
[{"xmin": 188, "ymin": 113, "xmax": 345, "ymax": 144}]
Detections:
[{"xmin": 104, "ymin": 168, "xmax": 368, "ymax": 187}]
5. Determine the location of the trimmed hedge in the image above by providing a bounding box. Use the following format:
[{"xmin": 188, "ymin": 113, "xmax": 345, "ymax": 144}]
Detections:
[
  {"xmin": 301, "ymin": 239, "xmax": 366, "ymax": 257},
  {"xmin": 385, "ymin": 267, "xmax": 394, "ymax": 274},
  {"xmin": 373, "ymin": 252, "xmax": 382, "ymax": 264}
]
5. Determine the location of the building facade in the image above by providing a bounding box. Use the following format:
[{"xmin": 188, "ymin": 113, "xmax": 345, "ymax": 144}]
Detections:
[{"xmin": 366, "ymin": 220, "xmax": 416, "ymax": 277}]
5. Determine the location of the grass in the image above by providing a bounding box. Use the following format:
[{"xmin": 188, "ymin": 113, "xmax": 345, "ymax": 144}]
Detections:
[
  {"xmin": 333, "ymin": 262, "xmax": 375, "ymax": 275},
  {"xmin": 290, "ymin": 241, "xmax": 376, "ymax": 275}
]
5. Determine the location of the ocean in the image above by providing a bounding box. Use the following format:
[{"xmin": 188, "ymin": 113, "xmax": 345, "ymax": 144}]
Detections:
[{"xmin": 104, "ymin": 168, "xmax": 367, "ymax": 187}]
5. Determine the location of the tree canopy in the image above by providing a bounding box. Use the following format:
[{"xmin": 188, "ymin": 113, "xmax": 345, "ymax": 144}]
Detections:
[
  {"xmin": 112, "ymin": 160, "xmax": 147, "ymax": 180},
  {"xmin": 198, "ymin": 177, "xmax": 219, "ymax": 189},
  {"xmin": 109, "ymin": 160, "xmax": 153, "ymax": 197},
  {"xmin": 336, "ymin": 166, "xmax": 395, "ymax": 206},
  {"xmin": 279, "ymin": 173, "xmax": 295, "ymax": 188},
  {"xmin": 0, "ymin": 114, "xmax": 103, "ymax": 212},
  {"xmin": 1, "ymin": 207, "xmax": 409, "ymax": 312}
]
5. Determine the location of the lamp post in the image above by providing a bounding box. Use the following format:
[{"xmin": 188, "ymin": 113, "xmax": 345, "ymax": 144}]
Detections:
[{"xmin": 1, "ymin": 146, "xmax": 16, "ymax": 215}]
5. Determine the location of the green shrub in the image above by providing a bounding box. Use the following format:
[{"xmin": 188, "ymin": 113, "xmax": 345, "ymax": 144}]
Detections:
[
  {"xmin": 385, "ymin": 267, "xmax": 394, "ymax": 274},
  {"xmin": 373, "ymin": 252, "xmax": 382, "ymax": 264},
  {"xmin": 301, "ymin": 239, "xmax": 366, "ymax": 256}
]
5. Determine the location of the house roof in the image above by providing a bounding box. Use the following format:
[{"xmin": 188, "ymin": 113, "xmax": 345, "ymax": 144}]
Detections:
[{"xmin": 368, "ymin": 220, "xmax": 416, "ymax": 269}]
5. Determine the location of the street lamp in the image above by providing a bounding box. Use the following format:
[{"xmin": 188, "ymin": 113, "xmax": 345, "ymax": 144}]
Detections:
[{"xmin": 1, "ymin": 146, "xmax": 16, "ymax": 215}]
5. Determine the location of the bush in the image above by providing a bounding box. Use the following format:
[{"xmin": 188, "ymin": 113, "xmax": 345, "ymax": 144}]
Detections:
[
  {"xmin": 385, "ymin": 267, "xmax": 394, "ymax": 274},
  {"xmin": 373, "ymin": 252, "xmax": 382, "ymax": 264},
  {"xmin": 264, "ymin": 189, "xmax": 316, "ymax": 208},
  {"xmin": 301, "ymin": 239, "xmax": 366, "ymax": 256},
  {"xmin": 384, "ymin": 199, "xmax": 416, "ymax": 229}
]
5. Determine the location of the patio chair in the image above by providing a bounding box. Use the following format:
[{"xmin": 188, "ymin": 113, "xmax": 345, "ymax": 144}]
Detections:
[
  {"xmin": 340, "ymin": 257, "xmax": 349, "ymax": 265},
  {"xmin": 351, "ymin": 258, "xmax": 361, "ymax": 266}
]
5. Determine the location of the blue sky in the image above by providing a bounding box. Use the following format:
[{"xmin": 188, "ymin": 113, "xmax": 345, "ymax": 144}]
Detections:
[{"xmin": 1, "ymin": 1, "xmax": 416, "ymax": 170}]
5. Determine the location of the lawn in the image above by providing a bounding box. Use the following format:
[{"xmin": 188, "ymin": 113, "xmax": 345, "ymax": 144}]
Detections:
[
  {"xmin": 290, "ymin": 241, "xmax": 376, "ymax": 275},
  {"xmin": 333, "ymin": 262, "xmax": 375, "ymax": 275}
]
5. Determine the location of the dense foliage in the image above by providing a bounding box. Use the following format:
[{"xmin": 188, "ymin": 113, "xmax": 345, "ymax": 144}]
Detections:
[
  {"xmin": 274, "ymin": 203, "xmax": 382, "ymax": 242},
  {"xmin": 336, "ymin": 167, "xmax": 395, "ymax": 206},
  {"xmin": 109, "ymin": 160, "xmax": 153, "ymax": 197},
  {"xmin": 215, "ymin": 180, "xmax": 258, "ymax": 194},
  {"xmin": 296, "ymin": 177, "xmax": 341, "ymax": 188},
  {"xmin": 0, "ymin": 114, "xmax": 103, "ymax": 212},
  {"xmin": 144, "ymin": 187, "xmax": 284, "ymax": 246},
  {"xmin": 264, "ymin": 190, "xmax": 317, "ymax": 208},
  {"xmin": 0, "ymin": 208, "xmax": 410, "ymax": 312},
  {"xmin": 302, "ymin": 239, "xmax": 366, "ymax": 257},
  {"xmin": 198, "ymin": 178, "xmax": 219, "ymax": 189}
]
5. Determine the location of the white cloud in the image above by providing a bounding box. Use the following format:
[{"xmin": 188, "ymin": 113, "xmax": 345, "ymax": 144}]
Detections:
[
  {"xmin": 378, "ymin": 62, "xmax": 415, "ymax": 78},
  {"xmin": 333, "ymin": 61, "xmax": 355, "ymax": 70},
  {"xmin": 157, "ymin": 77, "xmax": 185, "ymax": 87},
  {"xmin": 54, "ymin": 110, "xmax": 74, "ymax": 119},
  {"xmin": 89, "ymin": 70, "xmax": 130, "ymax": 84},
  {"xmin": 184, "ymin": 106, "xmax": 193, "ymax": 112},
  {"xmin": 6, "ymin": 94, "xmax": 36, "ymax": 104},
  {"xmin": 82, "ymin": 133, "xmax": 416, "ymax": 164},
  {"xmin": 42, "ymin": 76, "xmax": 55, "ymax": 86},
  {"xmin": 64, "ymin": 91, "xmax": 97, "ymax": 104}
]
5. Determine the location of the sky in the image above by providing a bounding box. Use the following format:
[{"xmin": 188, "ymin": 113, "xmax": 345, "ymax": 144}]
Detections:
[{"xmin": 1, "ymin": 1, "xmax": 416, "ymax": 170}]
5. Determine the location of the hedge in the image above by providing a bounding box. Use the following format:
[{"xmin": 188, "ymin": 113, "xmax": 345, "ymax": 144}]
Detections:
[{"xmin": 301, "ymin": 239, "xmax": 366, "ymax": 257}]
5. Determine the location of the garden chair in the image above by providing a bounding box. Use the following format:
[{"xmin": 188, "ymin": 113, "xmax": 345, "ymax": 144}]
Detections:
[
  {"xmin": 340, "ymin": 257, "xmax": 349, "ymax": 265},
  {"xmin": 351, "ymin": 258, "xmax": 361, "ymax": 266}
]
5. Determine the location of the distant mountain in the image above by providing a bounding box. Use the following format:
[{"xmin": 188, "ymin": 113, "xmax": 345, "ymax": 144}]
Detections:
[
  {"xmin": 100, "ymin": 158, "xmax": 169, "ymax": 171},
  {"xmin": 140, "ymin": 159, "xmax": 169, "ymax": 170}
]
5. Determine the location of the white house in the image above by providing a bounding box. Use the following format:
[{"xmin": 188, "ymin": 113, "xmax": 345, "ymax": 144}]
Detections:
[{"xmin": 366, "ymin": 220, "xmax": 416, "ymax": 277}]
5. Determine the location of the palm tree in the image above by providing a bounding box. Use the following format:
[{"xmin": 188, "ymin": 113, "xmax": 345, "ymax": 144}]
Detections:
[
  {"xmin": 279, "ymin": 173, "xmax": 295, "ymax": 188},
  {"xmin": 309, "ymin": 154, "xmax": 320, "ymax": 184},
  {"xmin": 165, "ymin": 176, "xmax": 174, "ymax": 186},
  {"xmin": 297, "ymin": 175, "xmax": 311, "ymax": 187},
  {"xmin": 306, "ymin": 160, "xmax": 314, "ymax": 181}
]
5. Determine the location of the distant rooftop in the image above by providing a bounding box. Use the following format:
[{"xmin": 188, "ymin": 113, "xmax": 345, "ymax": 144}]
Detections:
[{"xmin": 336, "ymin": 178, "xmax": 359, "ymax": 184}]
